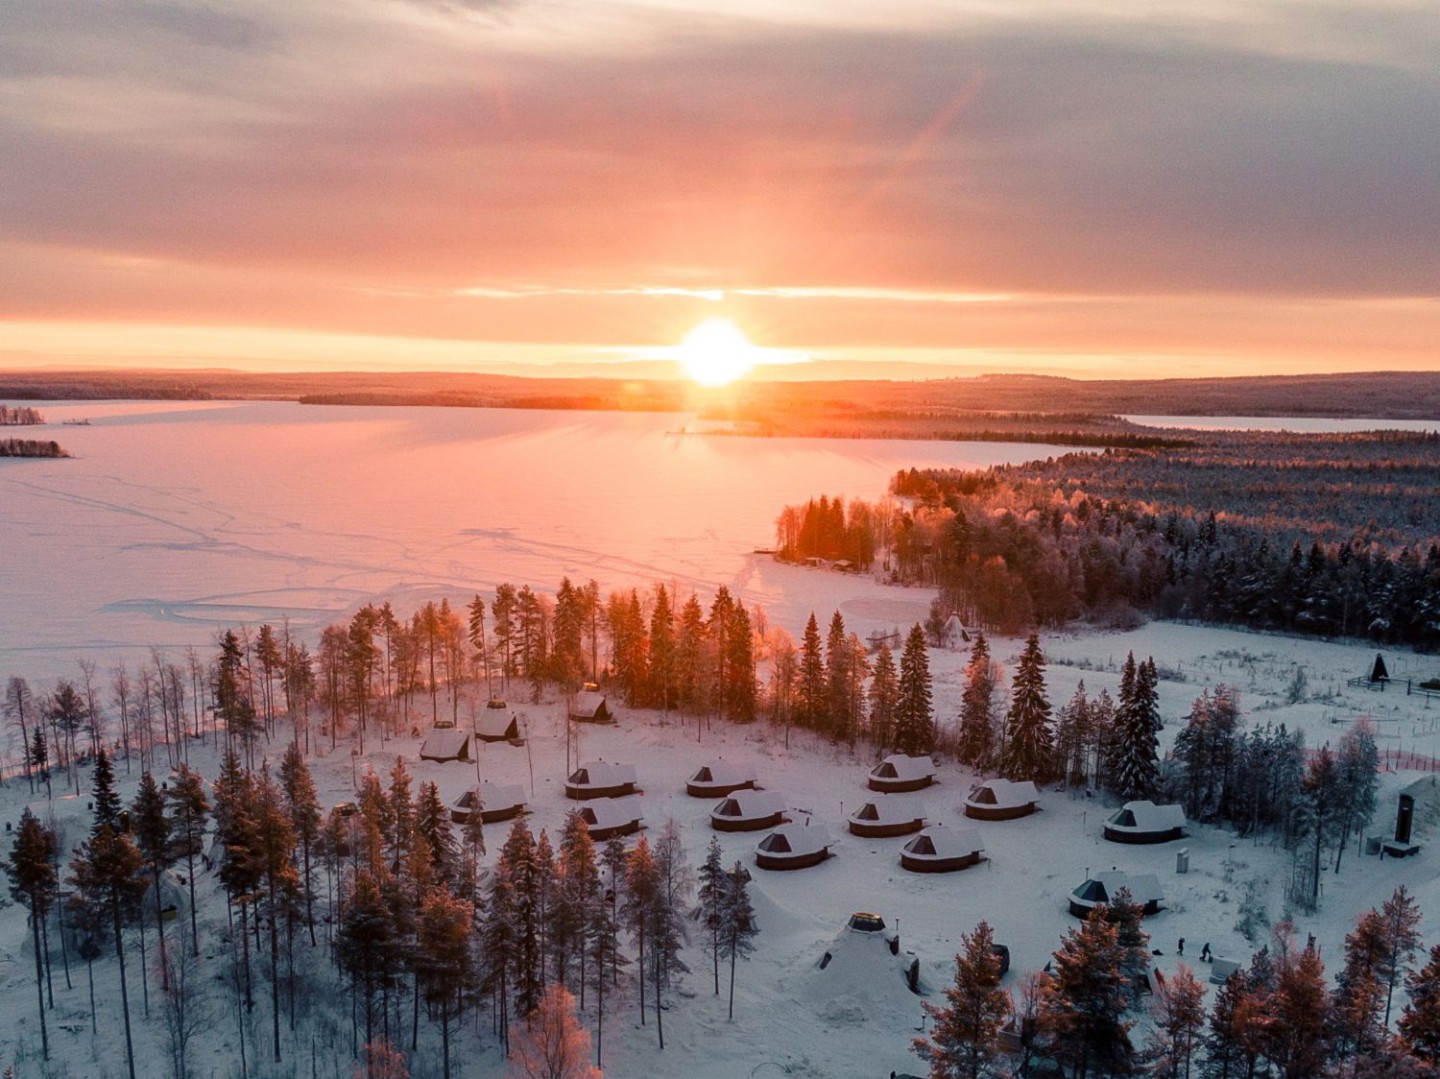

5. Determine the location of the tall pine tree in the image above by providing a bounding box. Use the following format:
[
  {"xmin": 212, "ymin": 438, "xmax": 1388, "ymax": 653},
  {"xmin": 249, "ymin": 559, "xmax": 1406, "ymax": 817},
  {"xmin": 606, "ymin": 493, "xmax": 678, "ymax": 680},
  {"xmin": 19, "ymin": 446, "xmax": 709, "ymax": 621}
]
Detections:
[{"xmin": 999, "ymin": 633, "xmax": 1055, "ymax": 782}]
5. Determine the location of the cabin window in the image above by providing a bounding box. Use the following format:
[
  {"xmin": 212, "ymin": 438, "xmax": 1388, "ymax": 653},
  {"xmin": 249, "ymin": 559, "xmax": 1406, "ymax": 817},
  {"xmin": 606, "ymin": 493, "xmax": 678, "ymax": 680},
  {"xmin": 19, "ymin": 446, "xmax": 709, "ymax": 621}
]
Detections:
[
  {"xmin": 875, "ymin": 763, "xmax": 897, "ymax": 778},
  {"xmin": 857, "ymin": 805, "xmax": 879, "ymax": 820},
  {"xmin": 910, "ymin": 837, "xmax": 935, "ymax": 856},
  {"xmin": 1077, "ymin": 881, "xmax": 1107, "ymax": 902},
  {"xmin": 572, "ymin": 770, "xmax": 589, "ymax": 785},
  {"xmin": 695, "ymin": 768, "xmax": 712, "ymax": 783},
  {"xmin": 719, "ymin": 800, "xmax": 739, "ymax": 816},
  {"xmin": 1112, "ymin": 810, "xmax": 1136, "ymax": 828},
  {"xmin": 972, "ymin": 787, "xmax": 996, "ymax": 805},
  {"xmin": 759, "ymin": 834, "xmax": 791, "ymax": 853}
]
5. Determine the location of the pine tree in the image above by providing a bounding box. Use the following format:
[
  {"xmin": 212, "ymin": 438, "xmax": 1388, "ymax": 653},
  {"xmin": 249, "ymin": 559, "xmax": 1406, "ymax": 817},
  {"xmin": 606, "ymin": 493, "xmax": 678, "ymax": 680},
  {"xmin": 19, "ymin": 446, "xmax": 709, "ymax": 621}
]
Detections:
[
  {"xmin": 1335, "ymin": 909, "xmax": 1388, "ymax": 1062},
  {"xmin": 999, "ymin": 633, "xmax": 1055, "ymax": 781},
  {"xmin": 1036, "ymin": 909, "xmax": 1134, "ymax": 1079},
  {"xmin": 500, "ymin": 818, "xmax": 542, "ymax": 1020},
  {"xmin": 721, "ymin": 860, "xmax": 758, "ymax": 1021},
  {"xmin": 130, "ymin": 772, "xmax": 173, "ymax": 988},
  {"xmin": 798, "ymin": 613, "xmax": 826, "ymax": 731},
  {"xmin": 1203, "ymin": 969, "xmax": 1266, "ymax": 1079},
  {"xmin": 913, "ymin": 920, "xmax": 1010, "ymax": 1079},
  {"xmin": 894, "ymin": 624, "xmax": 935, "ymax": 756},
  {"xmin": 826, "ymin": 611, "xmax": 852, "ymax": 742},
  {"xmin": 278, "ymin": 742, "xmax": 321, "ymax": 944},
  {"xmin": 649, "ymin": 820, "xmax": 691, "ymax": 1047},
  {"xmin": 415, "ymin": 781, "xmax": 458, "ymax": 886},
  {"xmin": 867, "ymin": 644, "xmax": 899, "ymax": 751},
  {"xmin": 1146, "ymin": 964, "xmax": 1206, "ymax": 1079},
  {"xmin": 1055, "ymin": 681, "xmax": 1091, "ymax": 788},
  {"xmin": 1104, "ymin": 887, "xmax": 1152, "ymax": 1001},
  {"xmin": 623, "ymin": 836, "xmax": 661, "ymax": 1034},
  {"xmin": 555, "ymin": 810, "xmax": 600, "ymax": 1001},
  {"xmin": 1335, "ymin": 721, "xmax": 1380, "ymax": 872},
  {"xmin": 5, "ymin": 809, "xmax": 58, "ymax": 1061},
  {"xmin": 1376, "ymin": 885, "xmax": 1423, "ymax": 1028},
  {"xmin": 1400, "ymin": 943, "xmax": 1440, "ymax": 1063},
  {"xmin": 70, "ymin": 823, "xmax": 146, "ymax": 1079},
  {"xmin": 417, "ymin": 887, "xmax": 473, "ymax": 1079},
  {"xmin": 30, "ymin": 725, "xmax": 52, "ymax": 800},
  {"xmin": 1297, "ymin": 745, "xmax": 1343, "ymax": 911},
  {"xmin": 648, "ymin": 583, "xmax": 677, "ymax": 714},
  {"xmin": 254, "ymin": 768, "xmax": 299, "ymax": 1063},
  {"xmin": 337, "ymin": 868, "xmax": 403, "ymax": 1054},
  {"xmin": 955, "ymin": 633, "xmax": 996, "ymax": 768},
  {"xmin": 165, "ymin": 764, "xmax": 210, "ymax": 957},
  {"xmin": 1264, "ymin": 935, "xmax": 1330, "ymax": 1079},
  {"xmin": 676, "ymin": 593, "xmax": 707, "ymax": 717}
]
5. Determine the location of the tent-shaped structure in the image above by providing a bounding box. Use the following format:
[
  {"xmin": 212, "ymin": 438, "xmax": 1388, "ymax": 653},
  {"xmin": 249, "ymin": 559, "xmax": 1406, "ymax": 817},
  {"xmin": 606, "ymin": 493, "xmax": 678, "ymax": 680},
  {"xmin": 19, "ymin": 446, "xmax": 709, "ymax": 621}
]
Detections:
[
  {"xmin": 450, "ymin": 783, "xmax": 526, "ymax": 825},
  {"xmin": 755, "ymin": 823, "xmax": 833, "ymax": 870},
  {"xmin": 568, "ymin": 687, "xmax": 612, "ymax": 724},
  {"xmin": 1103, "ymin": 800, "xmax": 1187, "ymax": 844},
  {"xmin": 1370, "ymin": 653, "xmax": 1391, "ymax": 684},
  {"xmin": 1069, "ymin": 870, "xmax": 1165, "ymax": 917},
  {"xmin": 711, "ymin": 790, "xmax": 787, "ymax": 833},
  {"xmin": 964, "ymin": 778, "xmax": 1041, "ymax": 821},
  {"xmin": 565, "ymin": 761, "xmax": 637, "ymax": 800},
  {"xmin": 867, "ymin": 754, "xmax": 937, "ymax": 794},
  {"xmin": 578, "ymin": 796, "xmax": 644, "ymax": 841},
  {"xmin": 809, "ymin": 913, "xmax": 921, "ymax": 998},
  {"xmin": 847, "ymin": 796, "xmax": 927, "ymax": 838},
  {"xmin": 475, "ymin": 700, "xmax": 520, "ymax": 743},
  {"xmin": 686, "ymin": 761, "xmax": 759, "ymax": 798},
  {"xmin": 899, "ymin": 826, "xmax": 985, "ymax": 873},
  {"xmin": 419, "ymin": 728, "xmax": 472, "ymax": 763}
]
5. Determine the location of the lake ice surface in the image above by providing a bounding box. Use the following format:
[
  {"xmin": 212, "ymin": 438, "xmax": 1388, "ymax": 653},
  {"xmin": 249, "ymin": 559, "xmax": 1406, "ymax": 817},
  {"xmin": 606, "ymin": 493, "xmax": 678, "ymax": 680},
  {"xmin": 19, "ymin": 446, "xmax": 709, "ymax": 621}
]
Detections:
[{"xmin": 2, "ymin": 400, "xmax": 1077, "ymax": 680}]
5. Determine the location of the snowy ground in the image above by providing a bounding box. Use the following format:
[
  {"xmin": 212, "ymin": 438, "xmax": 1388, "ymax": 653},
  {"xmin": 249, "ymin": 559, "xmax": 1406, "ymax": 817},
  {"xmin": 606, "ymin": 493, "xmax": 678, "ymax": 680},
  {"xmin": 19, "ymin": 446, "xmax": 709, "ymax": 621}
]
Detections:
[{"xmin": 4, "ymin": 617, "xmax": 1440, "ymax": 1079}]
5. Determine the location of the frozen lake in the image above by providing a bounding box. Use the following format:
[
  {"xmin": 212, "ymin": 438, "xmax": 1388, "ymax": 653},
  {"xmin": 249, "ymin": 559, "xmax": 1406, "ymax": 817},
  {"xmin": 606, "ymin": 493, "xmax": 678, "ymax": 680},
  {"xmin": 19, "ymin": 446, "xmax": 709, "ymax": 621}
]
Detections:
[
  {"xmin": 1127, "ymin": 413, "xmax": 1440, "ymax": 433},
  {"xmin": 2, "ymin": 400, "xmax": 1077, "ymax": 681}
]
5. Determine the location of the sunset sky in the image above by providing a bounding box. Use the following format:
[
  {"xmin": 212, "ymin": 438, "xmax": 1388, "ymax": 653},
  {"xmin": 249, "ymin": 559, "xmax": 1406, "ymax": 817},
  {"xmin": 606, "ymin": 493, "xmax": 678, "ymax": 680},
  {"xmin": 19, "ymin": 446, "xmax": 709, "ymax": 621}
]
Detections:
[{"xmin": 3, "ymin": 0, "xmax": 1437, "ymax": 379}]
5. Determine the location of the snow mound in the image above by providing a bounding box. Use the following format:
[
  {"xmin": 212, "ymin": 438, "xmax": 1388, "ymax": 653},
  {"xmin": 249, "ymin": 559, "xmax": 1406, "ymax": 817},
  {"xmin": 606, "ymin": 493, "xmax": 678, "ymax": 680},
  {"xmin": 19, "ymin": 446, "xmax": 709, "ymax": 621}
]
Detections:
[{"xmin": 797, "ymin": 916, "xmax": 922, "ymax": 1027}]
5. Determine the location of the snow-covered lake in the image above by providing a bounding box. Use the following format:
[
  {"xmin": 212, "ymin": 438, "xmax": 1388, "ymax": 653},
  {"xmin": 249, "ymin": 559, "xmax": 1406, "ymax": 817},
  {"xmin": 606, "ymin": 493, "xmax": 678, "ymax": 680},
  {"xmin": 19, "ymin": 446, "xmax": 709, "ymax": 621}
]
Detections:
[
  {"xmin": 1127, "ymin": 414, "xmax": 1440, "ymax": 433},
  {"xmin": 1, "ymin": 400, "xmax": 1077, "ymax": 681}
]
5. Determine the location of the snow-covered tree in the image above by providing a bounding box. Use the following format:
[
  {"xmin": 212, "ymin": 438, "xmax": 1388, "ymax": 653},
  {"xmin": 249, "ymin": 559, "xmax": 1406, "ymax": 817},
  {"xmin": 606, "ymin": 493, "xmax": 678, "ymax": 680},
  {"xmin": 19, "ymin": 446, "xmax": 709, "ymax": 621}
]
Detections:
[
  {"xmin": 507, "ymin": 983, "xmax": 601, "ymax": 1079},
  {"xmin": 1036, "ymin": 909, "xmax": 1134, "ymax": 1079},
  {"xmin": 913, "ymin": 919, "xmax": 1010, "ymax": 1079},
  {"xmin": 998, "ymin": 633, "xmax": 1054, "ymax": 781},
  {"xmin": 956, "ymin": 633, "xmax": 997, "ymax": 769},
  {"xmin": 720, "ymin": 860, "xmax": 758, "ymax": 1020},
  {"xmin": 894, "ymin": 624, "xmax": 935, "ymax": 756}
]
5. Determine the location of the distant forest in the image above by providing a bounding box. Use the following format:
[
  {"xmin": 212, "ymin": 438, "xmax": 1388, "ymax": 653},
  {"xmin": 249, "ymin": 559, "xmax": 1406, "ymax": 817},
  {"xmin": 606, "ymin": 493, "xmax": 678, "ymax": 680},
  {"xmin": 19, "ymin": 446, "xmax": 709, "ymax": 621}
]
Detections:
[
  {"xmin": 776, "ymin": 428, "xmax": 1440, "ymax": 650},
  {"xmin": 0, "ymin": 404, "xmax": 44, "ymax": 425},
  {"xmin": 0, "ymin": 438, "xmax": 66, "ymax": 458}
]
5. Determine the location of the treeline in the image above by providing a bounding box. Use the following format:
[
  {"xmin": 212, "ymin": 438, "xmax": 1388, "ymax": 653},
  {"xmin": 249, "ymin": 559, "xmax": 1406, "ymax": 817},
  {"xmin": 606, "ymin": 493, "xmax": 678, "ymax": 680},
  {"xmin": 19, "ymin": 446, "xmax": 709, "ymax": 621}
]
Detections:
[
  {"xmin": 0, "ymin": 438, "xmax": 67, "ymax": 457},
  {"xmin": 919, "ymin": 887, "xmax": 1440, "ymax": 1079},
  {"xmin": 4, "ymin": 743, "xmax": 759, "ymax": 1077},
  {"xmin": 0, "ymin": 404, "xmax": 44, "ymax": 425},
  {"xmin": 774, "ymin": 430, "xmax": 1440, "ymax": 647}
]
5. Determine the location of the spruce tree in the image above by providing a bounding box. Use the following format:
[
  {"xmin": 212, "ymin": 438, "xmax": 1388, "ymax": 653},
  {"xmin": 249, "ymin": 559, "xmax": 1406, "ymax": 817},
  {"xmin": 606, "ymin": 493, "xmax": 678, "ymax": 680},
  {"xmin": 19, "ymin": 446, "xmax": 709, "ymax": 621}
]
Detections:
[
  {"xmin": 697, "ymin": 836, "xmax": 726, "ymax": 995},
  {"xmin": 999, "ymin": 633, "xmax": 1055, "ymax": 782},
  {"xmin": 1146, "ymin": 964, "xmax": 1206, "ymax": 1079},
  {"xmin": 254, "ymin": 769, "xmax": 299, "ymax": 1063},
  {"xmin": 1335, "ymin": 909, "xmax": 1387, "ymax": 1062},
  {"xmin": 1377, "ymin": 885, "xmax": 1423, "ymax": 1028},
  {"xmin": 726, "ymin": 602, "xmax": 757, "ymax": 723},
  {"xmin": 956, "ymin": 633, "xmax": 997, "ymax": 769},
  {"xmin": 798, "ymin": 613, "xmax": 825, "ymax": 730},
  {"xmin": 556, "ymin": 810, "xmax": 600, "ymax": 1001},
  {"xmin": 30, "ymin": 726, "xmax": 52, "ymax": 800},
  {"xmin": 1111, "ymin": 653, "xmax": 1161, "ymax": 800},
  {"xmin": 278, "ymin": 743, "xmax": 320, "ymax": 943},
  {"xmin": 164, "ymin": 764, "xmax": 209, "ymax": 956},
  {"xmin": 914, "ymin": 920, "xmax": 1009, "ymax": 1079},
  {"xmin": 894, "ymin": 624, "xmax": 935, "ymax": 756},
  {"xmin": 1264, "ymin": 936, "xmax": 1330, "ymax": 1079},
  {"xmin": 5, "ymin": 809, "xmax": 58, "ymax": 1061},
  {"xmin": 414, "ymin": 781, "xmax": 457, "ymax": 886},
  {"xmin": 416, "ymin": 887, "xmax": 473, "ymax": 1079},
  {"xmin": 90, "ymin": 747, "xmax": 122, "ymax": 834},
  {"xmin": 624, "ymin": 836, "xmax": 661, "ymax": 1033},
  {"xmin": 826, "ymin": 611, "xmax": 852, "ymax": 742},
  {"xmin": 867, "ymin": 644, "xmax": 899, "ymax": 751}
]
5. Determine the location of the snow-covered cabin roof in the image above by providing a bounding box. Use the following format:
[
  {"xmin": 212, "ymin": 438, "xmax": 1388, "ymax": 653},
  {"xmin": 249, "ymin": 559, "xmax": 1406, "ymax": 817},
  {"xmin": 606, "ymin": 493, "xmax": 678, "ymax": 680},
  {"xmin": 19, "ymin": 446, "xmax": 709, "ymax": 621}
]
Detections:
[
  {"xmin": 476, "ymin": 703, "xmax": 519, "ymax": 740},
  {"xmin": 454, "ymin": 782, "xmax": 525, "ymax": 813},
  {"xmin": 902, "ymin": 826, "xmax": 983, "ymax": 861},
  {"xmin": 849, "ymin": 796, "xmax": 927, "ymax": 827},
  {"xmin": 966, "ymin": 779, "xmax": 1039, "ymax": 809},
  {"xmin": 569, "ymin": 761, "xmax": 637, "ymax": 788},
  {"xmin": 580, "ymin": 796, "xmax": 644, "ymax": 831},
  {"xmin": 869, "ymin": 755, "xmax": 936, "ymax": 782},
  {"xmin": 419, "ymin": 728, "xmax": 471, "ymax": 761},
  {"xmin": 1073, "ymin": 870, "xmax": 1164, "ymax": 908},
  {"xmin": 756, "ymin": 823, "xmax": 832, "ymax": 857},
  {"xmin": 714, "ymin": 790, "xmax": 786, "ymax": 819},
  {"xmin": 689, "ymin": 761, "xmax": 756, "ymax": 788},
  {"xmin": 1108, "ymin": 801, "xmax": 1186, "ymax": 833},
  {"xmin": 570, "ymin": 690, "xmax": 608, "ymax": 718}
]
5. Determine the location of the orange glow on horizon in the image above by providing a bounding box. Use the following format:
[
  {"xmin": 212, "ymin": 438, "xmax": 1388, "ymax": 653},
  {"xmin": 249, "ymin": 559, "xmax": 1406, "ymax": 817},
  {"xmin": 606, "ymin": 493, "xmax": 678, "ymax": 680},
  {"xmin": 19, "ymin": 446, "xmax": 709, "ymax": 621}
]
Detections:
[{"xmin": 675, "ymin": 318, "xmax": 767, "ymax": 386}]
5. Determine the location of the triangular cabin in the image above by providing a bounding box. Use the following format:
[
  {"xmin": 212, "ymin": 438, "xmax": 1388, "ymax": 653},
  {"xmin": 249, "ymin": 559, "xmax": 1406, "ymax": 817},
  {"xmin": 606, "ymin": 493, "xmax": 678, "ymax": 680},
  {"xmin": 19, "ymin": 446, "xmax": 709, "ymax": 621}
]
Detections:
[
  {"xmin": 419, "ymin": 728, "xmax": 472, "ymax": 763},
  {"xmin": 1069, "ymin": 870, "xmax": 1165, "ymax": 918},
  {"xmin": 711, "ymin": 789, "xmax": 788, "ymax": 833},
  {"xmin": 685, "ymin": 761, "xmax": 759, "ymax": 798},
  {"xmin": 578, "ymin": 796, "xmax": 644, "ymax": 841},
  {"xmin": 868, "ymin": 754, "xmax": 937, "ymax": 793},
  {"xmin": 964, "ymin": 779, "xmax": 1041, "ymax": 821},
  {"xmin": 941, "ymin": 613, "xmax": 971, "ymax": 649},
  {"xmin": 1370, "ymin": 653, "xmax": 1391, "ymax": 684},
  {"xmin": 847, "ymin": 796, "xmax": 927, "ymax": 838},
  {"xmin": 475, "ymin": 700, "xmax": 520, "ymax": 743},
  {"xmin": 755, "ymin": 822, "xmax": 833, "ymax": 871},
  {"xmin": 565, "ymin": 760, "xmax": 638, "ymax": 800},
  {"xmin": 1102, "ymin": 800, "xmax": 1187, "ymax": 844},
  {"xmin": 450, "ymin": 782, "xmax": 526, "ymax": 825},
  {"xmin": 568, "ymin": 686, "xmax": 612, "ymax": 724},
  {"xmin": 899, "ymin": 826, "xmax": 985, "ymax": 873}
]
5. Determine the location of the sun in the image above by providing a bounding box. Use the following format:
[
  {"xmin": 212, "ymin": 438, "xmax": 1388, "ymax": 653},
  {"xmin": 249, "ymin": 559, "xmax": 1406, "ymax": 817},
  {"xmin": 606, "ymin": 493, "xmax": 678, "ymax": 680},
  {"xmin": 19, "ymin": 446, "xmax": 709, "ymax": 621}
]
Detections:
[{"xmin": 675, "ymin": 318, "xmax": 763, "ymax": 387}]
